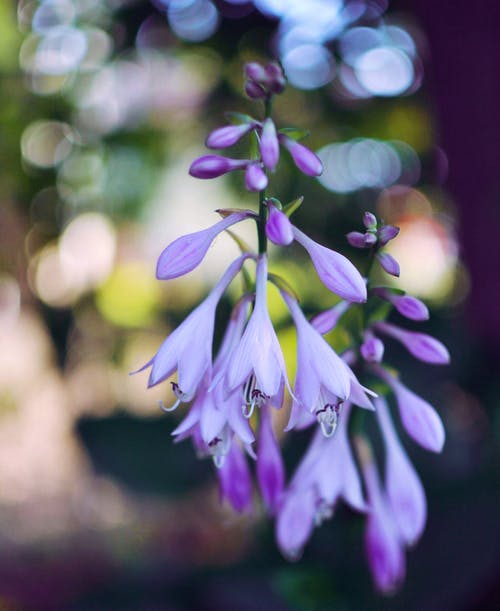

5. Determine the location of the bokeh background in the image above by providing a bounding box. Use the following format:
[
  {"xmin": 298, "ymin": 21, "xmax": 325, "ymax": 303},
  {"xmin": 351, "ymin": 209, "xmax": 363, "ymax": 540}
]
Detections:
[{"xmin": 1, "ymin": 1, "xmax": 499, "ymax": 609}]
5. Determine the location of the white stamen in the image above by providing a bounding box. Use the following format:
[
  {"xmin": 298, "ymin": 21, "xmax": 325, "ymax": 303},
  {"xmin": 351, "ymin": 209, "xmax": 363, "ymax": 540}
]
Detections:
[
  {"xmin": 316, "ymin": 401, "xmax": 342, "ymax": 438},
  {"xmin": 158, "ymin": 398, "xmax": 181, "ymax": 413}
]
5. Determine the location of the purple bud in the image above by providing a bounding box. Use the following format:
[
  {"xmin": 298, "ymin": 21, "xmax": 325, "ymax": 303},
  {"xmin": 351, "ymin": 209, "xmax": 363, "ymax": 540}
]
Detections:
[
  {"xmin": 293, "ymin": 227, "xmax": 367, "ymax": 303},
  {"xmin": 378, "ymin": 224, "xmax": 400, "ymax": 246},
  {"xmin": 260, "ymin": 118, "xmax": 280, "ymax": 171},
  {"xmin": 280, "ymin": 136, "xmax": 323, "ymax": 177},
  {"xmin": 206, "ymin": 123, "xmax": 254, "ymax": 149},
  {"xmin": 346, "ymin": 231, "xmax": 369, "ymax": 249},
  {"xmin": 391, "ymin": 294, "xmax": 429, "ymax": 321},
  {"xmin": 360, "ymin": 334, "xmax": 385, "ymax": 363},
  {"xmin": 245, "ymin": 162, "xmax": 268, "ymax": 192},
  {"xmin": 374, "ymin": 366, "xmax": 445, "ymax": 453},
  {"xmin": 156, "ymin": 212, "xmax": 248, "ymax": 280},
  {"xmin": 363, "ymin": 212, "xmax": 377, "ymax": 230},
  {"xmin": 217, "ymin": 442, "xmax": 253, "ymax": 513},
  {"xmin": 364, "ymin": 233, "xmax": 377, "ymax": 246},
  {"xmin": 257, "ymin": 406, "xmax": 285, "ymax": 514},
  {"xmin": 377, "ymin": 252, "xmax": 400, "ymax": 277},
  {"xmin": 245, "ymin": 80, "xmax": 266, "ymax": 99},
  {"xmin": 245, "ymin": 61, "xmax": 267, "ymax": 82},
  {"xmin": 276, "ymin": 488, "xmax": 316, "ymax": 561},
  {"xmin": 311, "ymin": 301, "xmax": 351, "ymax": 335},
  {"xmin": 189, "ymin": 155, "xmax": 249, "ymax": 179},
  {"xmin": 265, "ymin": 62, "xmax": 286, "ymax": 93},
  {"xmin": 375, "ymin": 321, "xmax": 450, "ymax": 365},
  {"xmin": 266, "ymin": 204, "xmax": 293, "ymax": 245}
]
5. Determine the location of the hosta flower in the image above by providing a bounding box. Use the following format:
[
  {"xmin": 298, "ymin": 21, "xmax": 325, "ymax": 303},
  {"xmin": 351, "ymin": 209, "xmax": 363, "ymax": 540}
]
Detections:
[
  {"xmin": 245, "ymin": 162, "xmax": 268, "ymax": 191},
  {"xmin": 279, "ymin": 135, "xmax": 323, "ymax": 176},
  {"xmin": 265, "ymin": 202, "xmax": 293, "ymax": 245},
  {"xmin": 226, "ymin": 255, "xmax": 289, "ymax": 409},
  {"xmin": 374, "ymin": 321, "xmax": 450, "ymax": 365},
  {"xmin": 257, "ymin": 404, "xmax": 285, "ymax": 514},
  {"xmin": 292, "ymin": 226, "xmax": 367, "ymax": 303},
  {"xmin": 374, "ymin": 366, "xmax": 445, "ymax": 453},
  {"xmin": 217, "ymin": 441, "xmax": 253, "ymax": 513},
  {"xmin": 206, "ymin": 122, "xmax": 256, "ymax": 149},
  {"xmin": 189, "ymin": 155, "xmax": 250, "ymax": 179},
  {"xmin": 372, "ymin": 287, "xmax": 429, "ymax": 321},
  {"xmin": 142, "ymin": 254, "xmax": 251, "ymax": 408},
  {"xmin": 375, "ymin": 397, "xmax": 427, "ymax": 545},
  {"xmin": 156, "ymin": 211, "xmax": 252, "ymax": 280},
  {"xmin": 260, "ymin": 118, "xmax": 280, "ymax": 171},
  {"xmin": 377, "ymin": 252, "xmax": 400, "ymax": 277}
]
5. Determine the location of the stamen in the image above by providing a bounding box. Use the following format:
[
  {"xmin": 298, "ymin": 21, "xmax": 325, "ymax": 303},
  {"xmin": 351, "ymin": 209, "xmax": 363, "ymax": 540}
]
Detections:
[
  {"xmin": 314, "ymin": 500, "xmax": 334, "ymax": 526},
  {"xmin": 316, "ymin": 401, "xmax": 343, "ymax": 438},
  {"xmin": 170, "ymin": 381, "xmax": 192, "ymax": 402},
  {"xmin": 158, "ymin": 398, "xmax": 181, "ymax": 413},
  {"xmin": 241, "ymin": 375, "xmax": 269, "ymax": 418},
  {"xmin": 242, "ymin": 401, "xmax": 255, "ymax": 419},
  {"xmin": 207, "ymin": 430, "xmax": 230, "ymax": 469}
]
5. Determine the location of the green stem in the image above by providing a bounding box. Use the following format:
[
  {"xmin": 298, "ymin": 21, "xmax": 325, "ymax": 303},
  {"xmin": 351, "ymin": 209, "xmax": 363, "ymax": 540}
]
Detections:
[{"xmin": 256, "ymin": 96, "xmax": 273, "ymax": 255}]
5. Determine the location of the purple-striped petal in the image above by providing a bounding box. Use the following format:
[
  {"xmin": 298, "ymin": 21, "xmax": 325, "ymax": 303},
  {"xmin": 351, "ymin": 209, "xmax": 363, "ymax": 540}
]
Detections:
[
  {"xmin": 245, "ymin": 162, "xmax": 268, "ymax": 192},
  {"xmin": 279, "ymin": 136, "xmax": 323, "ymax": 177},
  {"xmin": 260, "ymin": 118, "xmax": 280, "ymax": 171},
  {"xmin": 266, "ymin": 204, "xmax": 293, "ymax": 245}
]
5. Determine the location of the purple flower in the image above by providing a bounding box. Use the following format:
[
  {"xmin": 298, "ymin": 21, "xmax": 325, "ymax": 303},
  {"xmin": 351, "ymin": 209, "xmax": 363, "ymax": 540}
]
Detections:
[
  {"xmin": 283, "ymin": 293, "xmax": 352, "ymax": 434},
  {"xmin": 245, "ymin": 162, "xmax": 268, "ymax": 191},
  {"xmin": 375, "ymin": 366, "xmax": 445, "ymax": 453},
  {"xmin": 142, "ymin": 255, "xmax": 251, "ymax": 406},
  {"xmin": 360, "ymin": 332, "xmax": 385, "ymax": 363},
  {"xmin": 265, "ymin": 203, "xmax": 293, "ymax": 245},
  {"xmin": 292, "ymin": 226, "xmax": 367, "ymax": 303},
  {"xmin": 311, "ymin": 301, "xmax": 351, "ymax": 335},
  {"xmin": 189, "ymin": 155, "xmax": 249, "ymax": 179},
  {"xmin": 363, "ymin": 212, "xmax": 377, "ymax": 230},
  {"xmin": 260, "ymin": 118, "xmax": 280, "ymax": 171},
  {"xmin": 377, "ymin": 252, "xmax": 400, "ymax": 277},
  {"xmin": 378, "ymin": 224, "xmax": 400, "ymax": 246},
  {"xmin": 245, "ymin": 80, "xmax": 266, "ymax": 99},
  {"xmin": 375, "ymin": 397, "xmax": 427, "ymax": 545},
  {"xmin": 156, "ymin": 211, "xmax": 252, "ymax": 280},
  {"xmin": 217, "ymin": 441, "xmax": 253, "ymax": 513},
  {"xmin": 276, "ymin": 404, "xmax": 366, "ymax": 559},
  {"xmin": 257, "ymin": 404, "xmax": 285, "ymax": 514},
  {"xmin": 226, "ymin": 255, "xmax": 289, "ymax": 402},
  {"xmin": 206, "ymin": 122, "xmax": 255, "ymax": 149},
  {"xmin": 374, "ymin": 321, "xmax": 450, "ymax": 365},
  {"xmin": 373, "ymin": 288, "xmax": 429, "ymax": 321},
  {"xmin": 362, "ymin": 450, "xmax": 406, "ymax": 594},
  {"xmin": 279, "ymin": 135, "xmax": 323, "ymax": 177},
  {"xmin": 346, "ymin": 231, "xmax": 377, "ymax": 249}
]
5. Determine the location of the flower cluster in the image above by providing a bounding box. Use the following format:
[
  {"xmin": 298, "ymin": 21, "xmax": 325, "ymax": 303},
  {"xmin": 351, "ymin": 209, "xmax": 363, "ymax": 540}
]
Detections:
[{"xmin": 139, "ymin": 61, "xmax": 449, "ymax": 594}]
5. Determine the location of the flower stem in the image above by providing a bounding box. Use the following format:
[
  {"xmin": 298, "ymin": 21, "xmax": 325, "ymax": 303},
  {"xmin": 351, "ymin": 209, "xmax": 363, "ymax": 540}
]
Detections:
[{"xmin": 258, "ymin": 189, "xmax": 267, "ymax": 254}]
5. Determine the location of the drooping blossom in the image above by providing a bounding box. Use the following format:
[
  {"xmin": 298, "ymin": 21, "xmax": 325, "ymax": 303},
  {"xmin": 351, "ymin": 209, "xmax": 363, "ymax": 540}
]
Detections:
[
  {"xmin": 260, "ymin": 118, "xmax": 280, "ymax": 171},
  {"xmin": 206, "ymin": 122, "xmax": 256, "ymax": 149},
  {"xmin": 189, "ymin": 155, "xmax": 250, "ymax": 179},
  {"xmin": 217, "ymin": 441, "xmax": 253, "ymax": 513},
  {"xmin": 310, "ymin": 301, "xmax": 351, "ymax": 334},
  {"xmin": 292, "ymin": 226, "xmax": 367, "ymax": 303},
  {"xmin": 156, "ymin": 211, "xmax": 253, "ymax": 280},
  {"xmin": 374, "ymin": 321, "xmax": 450, "ymax": 365},
  {"xmin": 226, "ymin": 255, "xmax": 289, "ymax": 410},
  {"xmin": 377, "ymin": 252, "xmax": 400, "ymax": 277},
  {"xmin": 372, "ymin": 287, "xmax": 429, "ymax": 321},
  {"xmin": 257, "ymin": 404, "xmax": 285, "ymax": 514},
  {"xmin": 276, "ymin": 403, "xmax": 366, "ymax": 559},
  {"xmin": 358, "ymin": 436, "xmax": 406, "ymax": 594},
  {"xmin": 374, "ymin": 366, "xmax": 445, "ymax": 453},
  {"xmin": 245, "ymin": 162, "xmax": 268, "ymax": 191},
  {"xmin": 142, "ymin": 254, "xmax": 252, "ymax": 408},
  {"xmin": 279, "ymin": 134, "xmax": 323, "ymax": 176},
  {"xmin": 375, "ymin": 397, "xmax": 427, "ymax": 545},
  {"xmin": 360, "ymin": 331, "xmax": 385, "ymax": 363}
]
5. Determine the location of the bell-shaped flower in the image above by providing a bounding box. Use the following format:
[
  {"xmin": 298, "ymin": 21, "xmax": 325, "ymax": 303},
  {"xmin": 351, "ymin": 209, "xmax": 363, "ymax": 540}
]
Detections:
[
  {"xmin": 377, "ymin": 252, "xmax": 400, "ymax": 277},
  {"xmin": 260, "ymin": 118, "xmax": 280, "ymax": 171},
  {"xmin": 217, "ymin": 441, "xmax": 253, "ymax": 513},
  {"xmin": 279, "ymin": 135, "xmax": 323, "ymax": 176},
  {"xmin": 206, "ymin": 122, "xmax": 255, "ymax": 149},
  {"xmin": 142, "ymin": 254, "xmax": 251, "ymax": 407},
  {"xmin": 374, "ymin": 321, "xmax": 450, "ymax": 365},
  {"xmin": 375, "ymin": 366, "xmax": 445, "ymax": 453},
  {"xmin": 375, "ymin": 397, "xmax": 427, "ymax": 545},
  {"xmin": 189, "ymin": 155, "xmax": 250, "ymax": 179},
  {"xmin": 226, "ymin": 255, "xmax": 289, "ymax": 403},
  {"xmin": 265, "ymin": 203, "xmax": 293, "ymax": 245},
  {"xmin": 156, "ymin": 211, "xmax": 252, "ymax": 280},
  {"xmin": 283, "ymin": 292, "xmax": 352, "ymax": 434},
  {"xmin": 276, "ymin": 486, "xmax": 316, "ymax": 561},
  {"xmin": 257, "ymin": 404, "xmax": 285, "ymax": 514},
  {"xmin": 373, "ymin": 288, "xmax": 429, "ymax": 321},
  {"xmin": 362, "ymin": 452, "xmax": 406, "ymax": 594},
  {"xmin": 245, "ymin": 162, "xmax": 268, "ymax": 191},
  {"xmin": 292, "ymin": 226, "xmax": 367, "ymax": 303}
]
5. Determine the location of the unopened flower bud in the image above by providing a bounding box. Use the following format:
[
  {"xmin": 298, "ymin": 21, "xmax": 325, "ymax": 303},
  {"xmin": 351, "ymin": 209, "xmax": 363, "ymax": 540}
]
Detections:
[
  {"xmin": 245, "ymin": 61, "xmax": 267, "ymax": 82},
  {"xmin": 266, "ymin": 203, "xmax": 293, "ymax": 245},
  {"xmin": 189, "ymin": 155, "xmax": 249, "ymax": 179},
  {"xmin": 363, "ymin": 212, "xmax": 378, "ymax": 230},
  {"xmin": 245, "ymin": 162, "xmax": 268, "ymax": 192},
  {"xmin": 377, "ymin": 252, "xmax": 400, "ymax": 277},
  {"xmin": 378, "ymin": 224, "xmax": 400, "ymax": 246},
  {"xmin": 347, "ymin": 231, "xmax": 370, "ymax": 248},
  {"xmin": 280, "ymin": 136, "xmax": 323, "ymax": 177},
  {"xmin": 260, "ymin": 118, "xmax": 280, "ymax": 171},
  {"xmin": 206, "ymin": 123, "xmax": 254, "ymax": 149},
  {"xmin": 245, "ymin": 80, "xmax": 267, "ymax": 99},
  {"xmin": 360, "ymin": 334, "xmax": 385, "ymax": 363},
  {"xmin": 265, "ymin": 62, "xmax": 286, "ymax": 93}
]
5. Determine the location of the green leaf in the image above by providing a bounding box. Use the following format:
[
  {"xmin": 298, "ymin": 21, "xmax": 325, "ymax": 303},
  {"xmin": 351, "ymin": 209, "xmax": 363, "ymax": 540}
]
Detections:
[
  {"xmin": 282, "ymin": 196, "xmax": 304, "ymax": 217},
  {"xmin": 224, "ymin": 111, "xmax": 255, "ymax": 125},
  {"xmin": 279, "ymin": 127, "xmax": 310, "ymax": 141},
  {"xmin": 367, "ymin": 299, "xmax": 392, "ymax": 325}
]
